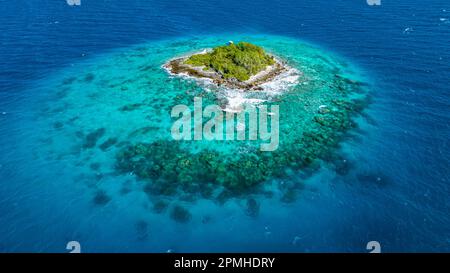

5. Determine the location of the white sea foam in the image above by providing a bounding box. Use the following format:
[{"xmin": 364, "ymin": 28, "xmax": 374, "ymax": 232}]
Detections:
[
  {"xmin": 220, "ymin": 65, "xmax": 301, "ymax": 112},
  {"xmin": 223, "ymin": 91, "xmax": 266, "ymax": 113},
  {"xmin": 259, "ymin": 66, "xmax": 300, "ymax": 94}
]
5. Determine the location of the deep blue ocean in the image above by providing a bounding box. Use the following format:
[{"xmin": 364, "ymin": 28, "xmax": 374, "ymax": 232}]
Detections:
[{"xmin": 0, "ymin": 0, "xmax": 449, "ymax": 252}]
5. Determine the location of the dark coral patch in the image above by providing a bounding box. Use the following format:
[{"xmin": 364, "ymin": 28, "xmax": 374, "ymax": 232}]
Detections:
[
  {"xmin": 83, "ymin": 128, "xmax": 106, "ymax": 148},
  {"xmin": 152, "ymin": 199, "xmax": 169, "ymax": 214},
  {"xmin": 99, "ymin": 137, "xmax": 118, "ymax": 151},
  {"xmin": 245, "ymin": 198, "xmax": 260, "ymax": 217},
  {"xmin": 93, "ymin": 190, "xmax": 111, "ymax": 205},
  {"xmin": 170, "ymin": 205, "xmax": 192, "ymax": 223},
  {"xmin": 119, "ymin": 103, "xmax": 144, "ymax": 112},
  {"xmin": 84, "ymin": 73, "xmax": 95, "ymax": 83}
]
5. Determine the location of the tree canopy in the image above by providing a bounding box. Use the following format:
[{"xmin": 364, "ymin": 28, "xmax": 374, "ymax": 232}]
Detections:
[{"xmin": 185, "ymin": 42, "xmax": 275, "ymax": 81}]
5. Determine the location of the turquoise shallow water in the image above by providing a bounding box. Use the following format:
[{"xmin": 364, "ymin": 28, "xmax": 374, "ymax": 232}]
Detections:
[
  {"xmin": 1, "ymin": 34, "xmax": 373, "ymax": 252},
  {"xmin": 1, "ymin": 0, "xmax": 449, "ymax": 253}
]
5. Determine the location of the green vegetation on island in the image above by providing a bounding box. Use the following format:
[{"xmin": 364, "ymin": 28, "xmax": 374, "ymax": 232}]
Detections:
[{"xmin": 184, "ymin": 42, "xmax": 276, "ymax": 81}]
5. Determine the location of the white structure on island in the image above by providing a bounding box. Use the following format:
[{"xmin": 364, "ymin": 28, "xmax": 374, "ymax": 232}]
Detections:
[{"xmin": 227, "ymin": 41, "xmax": 234, "ymax": 45}]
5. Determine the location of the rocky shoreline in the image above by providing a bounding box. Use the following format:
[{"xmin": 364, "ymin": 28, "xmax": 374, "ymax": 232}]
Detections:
[{"xmin": 164, "ymin": 53, "xmax": 288, "ymax": 90}]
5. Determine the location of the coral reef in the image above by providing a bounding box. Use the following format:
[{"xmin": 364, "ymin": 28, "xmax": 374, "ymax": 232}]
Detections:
[
  {"xmin": 115, "ymin": 93, "xmax": 367, "ymax": 196},
  {"xmin": 245, "ymin": 198, "xmax": 260, "ymax": 217},
  {"xmin": 170, "ymin": 205, "xmax": 192, "ymax": 223},
  {"xmin": 83, "ymin": 128, "xmax": 106, "ymax": 149},
  {"xmin": 84, "ymin": 73, "xmax": 95, "ymax": 83},
  {"xmin": 93, "ymin": 190, "xmax": 111, "ymax": 205},
  {"xmin": 42, "ymin": 36, "xmax": 371, "ymax": 206},
  {"xmin": 99, "ymin": 137, "xmax": 118, "ymax": 151},
  {"xmin": 152, "ymin": 199, "xmax": 169, "ymax": 214},
  {"xmin": 135, "ymin": 220, "xmax": 149, "ymax": 240}
]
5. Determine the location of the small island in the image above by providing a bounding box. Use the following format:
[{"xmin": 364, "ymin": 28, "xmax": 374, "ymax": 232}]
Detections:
[{"xmin": 164, "ymin": 41, "xmax": 287, "ymax": 90}]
